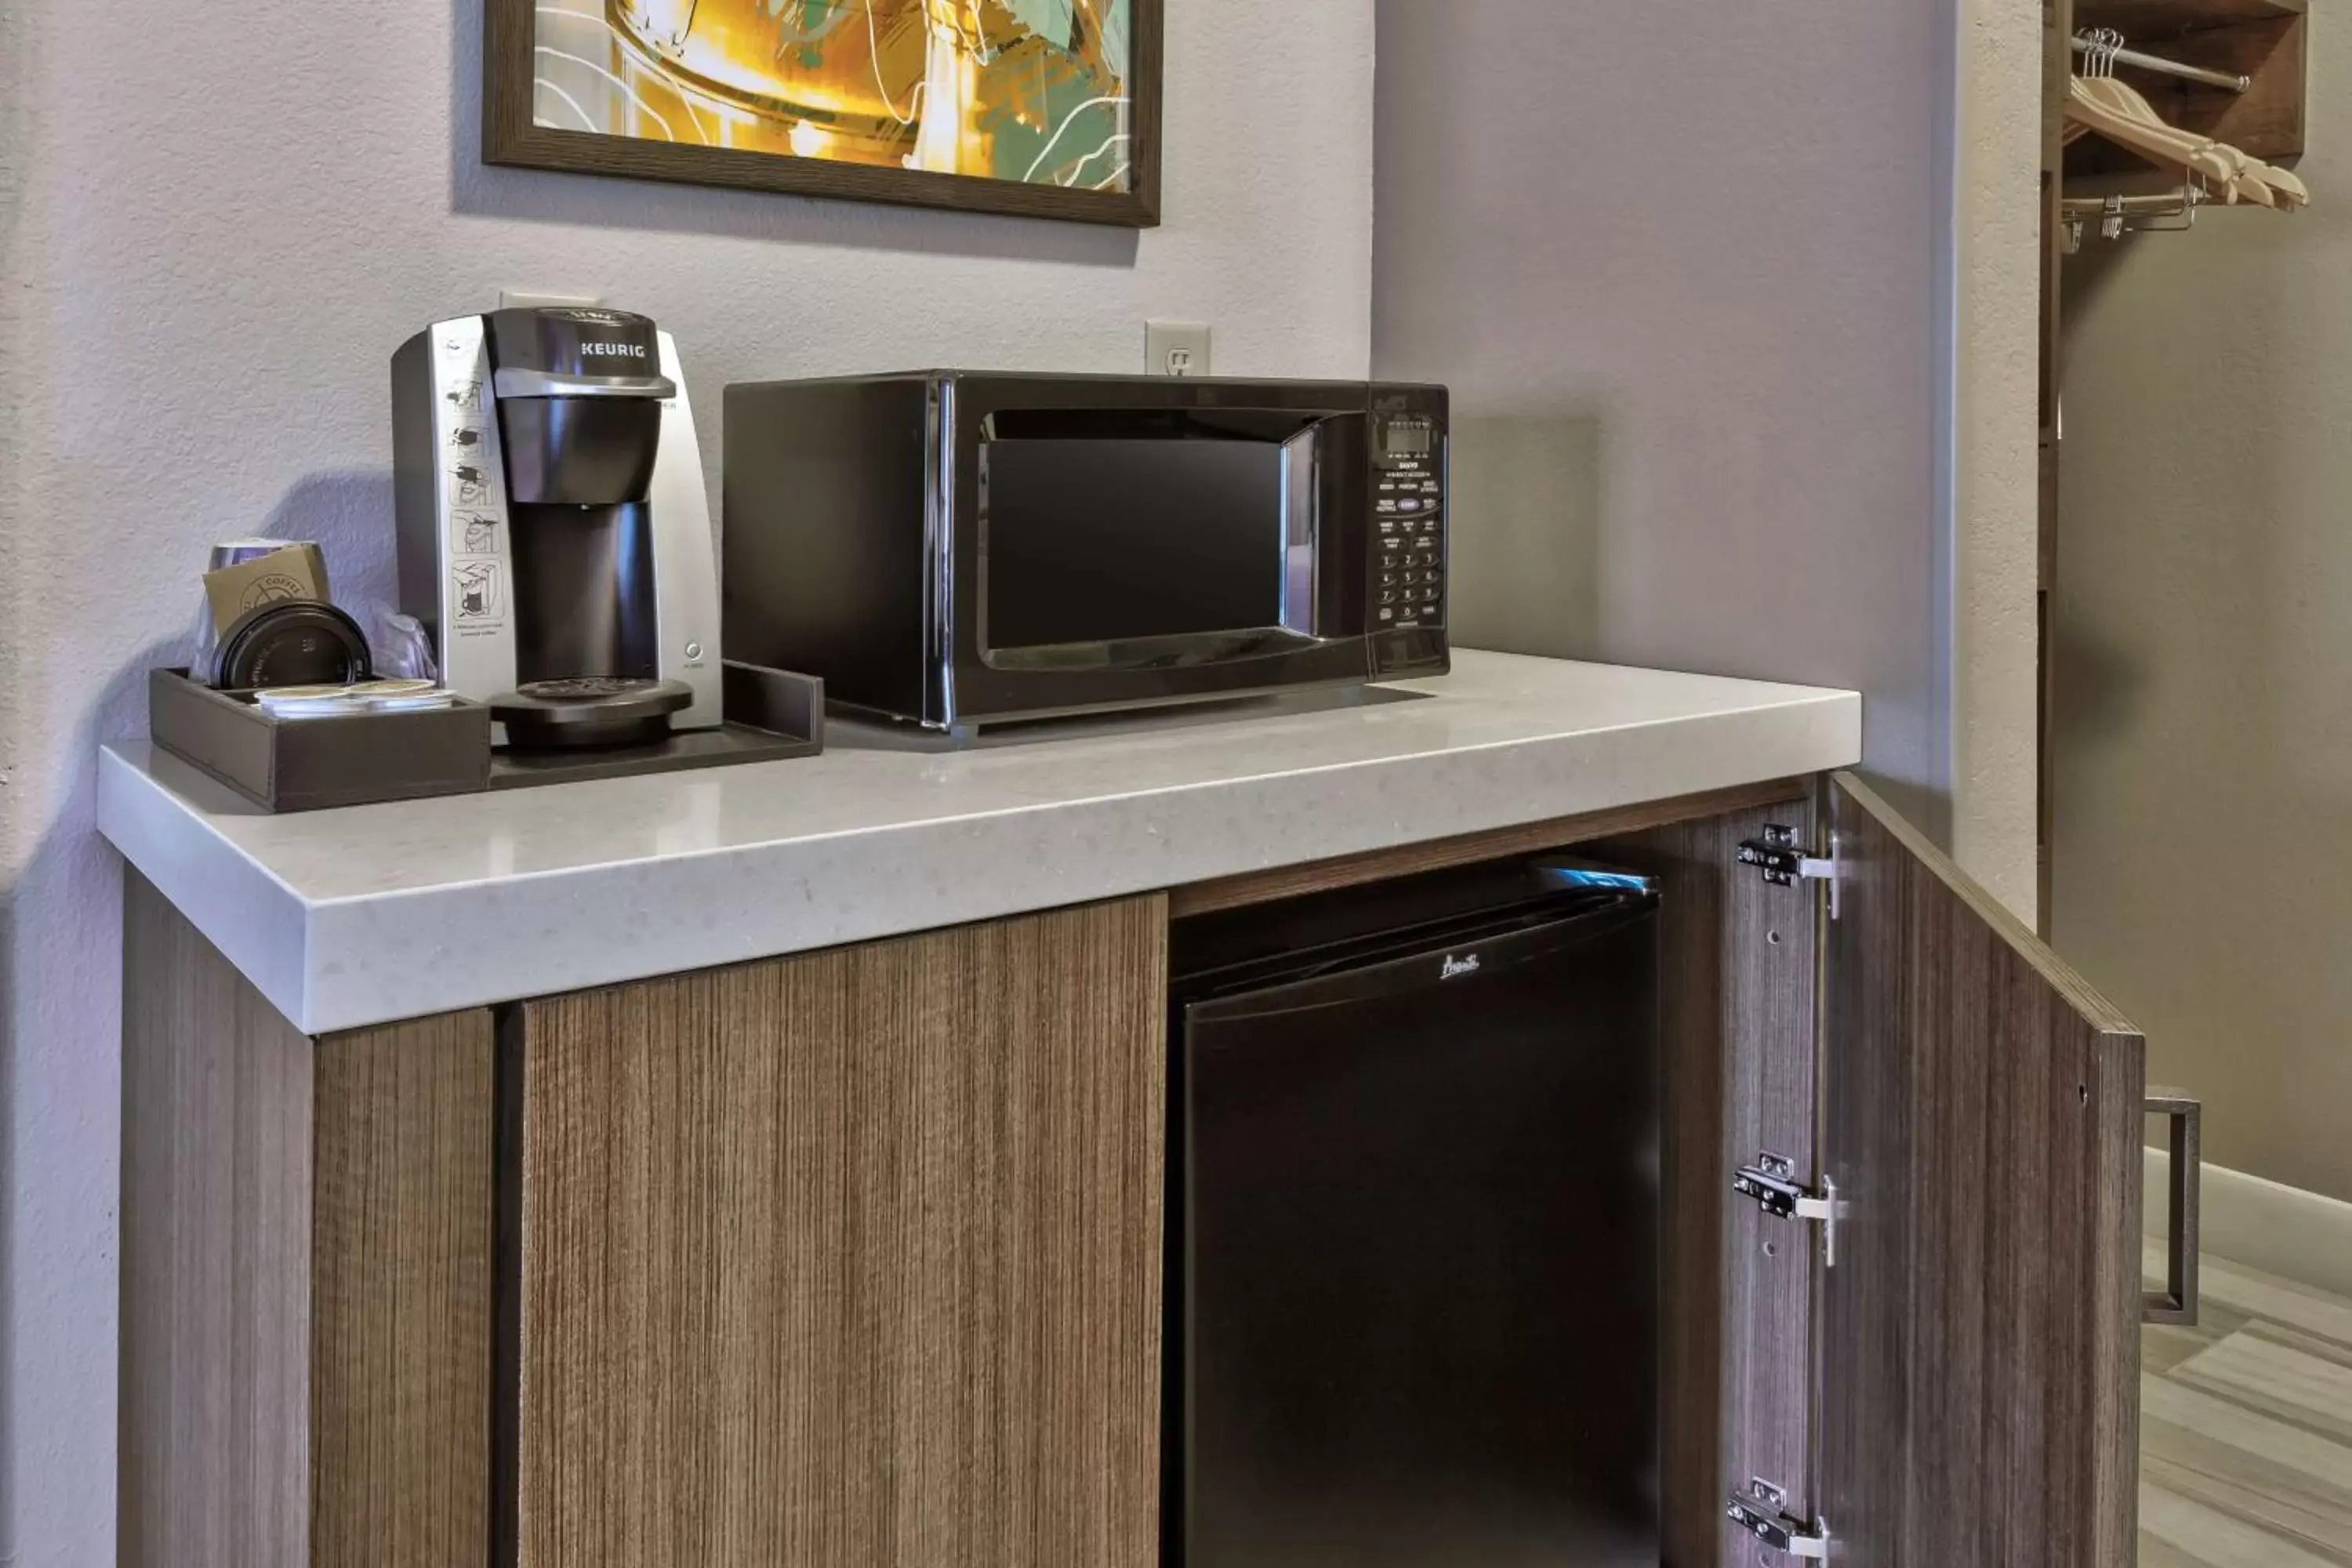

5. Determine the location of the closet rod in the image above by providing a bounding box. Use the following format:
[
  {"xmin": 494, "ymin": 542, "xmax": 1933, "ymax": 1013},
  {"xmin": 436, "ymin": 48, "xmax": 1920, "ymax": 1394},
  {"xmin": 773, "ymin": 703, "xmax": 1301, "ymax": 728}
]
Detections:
[
  {"xmin": 2059, "ymin": 191, "xmax": 2204, "ymax": 219},
  {"xmin": 2071, "ymin": 36, "xmax": 2251, "ymax": 94}
]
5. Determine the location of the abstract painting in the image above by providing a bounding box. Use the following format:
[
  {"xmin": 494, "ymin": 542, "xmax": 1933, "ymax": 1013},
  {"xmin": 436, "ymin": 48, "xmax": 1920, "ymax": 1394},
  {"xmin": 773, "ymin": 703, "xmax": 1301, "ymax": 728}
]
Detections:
[{"xmin": 486, "ymin": 0, "xmax": 1162, "ymax": 225}]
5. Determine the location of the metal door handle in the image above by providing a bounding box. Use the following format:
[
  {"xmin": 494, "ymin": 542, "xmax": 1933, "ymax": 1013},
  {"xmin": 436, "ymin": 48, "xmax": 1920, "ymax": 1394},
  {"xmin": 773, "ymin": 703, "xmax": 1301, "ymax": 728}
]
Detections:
[{"xmin": 2144, "ymin": 1087, "xmax": 2201, "ymax": 1326}]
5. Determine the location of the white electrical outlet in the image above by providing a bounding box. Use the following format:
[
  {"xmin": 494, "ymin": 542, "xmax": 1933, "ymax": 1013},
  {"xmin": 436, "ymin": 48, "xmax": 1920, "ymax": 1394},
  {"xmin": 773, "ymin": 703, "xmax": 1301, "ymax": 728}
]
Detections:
[
  {"xmin": 499, "ymin": 289, "xmax": 603, "ymax": 312},
  {"xmin": 1146, "ymin": 321, "xmax": 1212, "ymax": 377}
]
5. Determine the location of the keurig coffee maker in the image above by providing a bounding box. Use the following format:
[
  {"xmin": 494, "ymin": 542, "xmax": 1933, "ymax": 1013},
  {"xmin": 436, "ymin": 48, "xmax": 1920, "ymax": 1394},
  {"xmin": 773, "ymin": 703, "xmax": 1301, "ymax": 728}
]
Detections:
[{"xmin": 392, "ymin": 307, "xmax": 721, "ymax": 748}]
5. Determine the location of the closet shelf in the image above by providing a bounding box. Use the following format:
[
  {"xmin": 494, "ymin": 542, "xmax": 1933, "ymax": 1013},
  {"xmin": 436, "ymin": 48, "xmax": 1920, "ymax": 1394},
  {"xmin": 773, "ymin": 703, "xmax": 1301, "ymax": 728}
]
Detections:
[{"xmin": 2078, "ymin": 0, "xmax": 2303, "ymax": 30}]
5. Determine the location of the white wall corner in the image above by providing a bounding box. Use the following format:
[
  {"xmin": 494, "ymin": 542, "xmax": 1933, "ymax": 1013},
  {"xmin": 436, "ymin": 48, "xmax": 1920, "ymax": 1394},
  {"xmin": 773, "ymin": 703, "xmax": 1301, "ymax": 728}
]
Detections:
[{"xmin": 1947, "ymin": 0, "xmax": 2045, "ymax": 926}]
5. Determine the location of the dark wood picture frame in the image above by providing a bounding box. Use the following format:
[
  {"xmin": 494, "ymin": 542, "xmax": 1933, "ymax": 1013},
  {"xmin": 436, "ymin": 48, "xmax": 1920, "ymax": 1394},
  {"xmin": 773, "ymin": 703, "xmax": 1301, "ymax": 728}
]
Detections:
[{"xmin": 485, "ymin": 0, "xmax": 1163, "ymax": 227}]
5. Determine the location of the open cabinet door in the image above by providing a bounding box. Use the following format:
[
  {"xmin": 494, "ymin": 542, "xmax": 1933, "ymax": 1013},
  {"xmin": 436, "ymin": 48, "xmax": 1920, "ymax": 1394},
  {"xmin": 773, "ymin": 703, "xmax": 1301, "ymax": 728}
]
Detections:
[{"xmin": 1817, "ymin": 772, "xmax": 2143, "ymax": 1566}]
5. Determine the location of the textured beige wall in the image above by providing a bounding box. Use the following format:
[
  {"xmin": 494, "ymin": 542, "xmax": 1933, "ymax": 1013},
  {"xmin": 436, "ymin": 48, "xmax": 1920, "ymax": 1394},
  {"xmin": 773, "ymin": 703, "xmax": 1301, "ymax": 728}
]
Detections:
[
  {"xmin": 1952, "ymin": 0, "xmax": 2051, "ymax": 925},
  {"xmin": 2055, "ymin": 23, "xmax": 2352, "ymax": 1203}
]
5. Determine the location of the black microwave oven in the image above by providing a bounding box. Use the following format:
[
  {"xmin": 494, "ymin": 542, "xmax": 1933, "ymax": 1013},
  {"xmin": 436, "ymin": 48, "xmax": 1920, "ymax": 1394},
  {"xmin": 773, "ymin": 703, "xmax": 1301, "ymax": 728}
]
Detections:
[{"xmin": 721, "ymin": 372, "xmax": 1450, "ymax": 730}]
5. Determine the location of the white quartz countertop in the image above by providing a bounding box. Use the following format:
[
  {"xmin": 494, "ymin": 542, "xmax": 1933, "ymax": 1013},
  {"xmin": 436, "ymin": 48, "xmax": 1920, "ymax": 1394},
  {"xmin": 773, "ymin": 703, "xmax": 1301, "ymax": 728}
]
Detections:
[{"xmin": 97, "ymin": 650, "xmax": 1860, "ymax": 1033}]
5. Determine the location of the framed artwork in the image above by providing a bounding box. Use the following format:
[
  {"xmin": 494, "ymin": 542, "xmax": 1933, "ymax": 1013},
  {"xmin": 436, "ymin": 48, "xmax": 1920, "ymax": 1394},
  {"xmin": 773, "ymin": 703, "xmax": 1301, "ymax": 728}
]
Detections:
[{"xmin": 486, "ymin": 0, "xmax": 1162, "ymax": 227}]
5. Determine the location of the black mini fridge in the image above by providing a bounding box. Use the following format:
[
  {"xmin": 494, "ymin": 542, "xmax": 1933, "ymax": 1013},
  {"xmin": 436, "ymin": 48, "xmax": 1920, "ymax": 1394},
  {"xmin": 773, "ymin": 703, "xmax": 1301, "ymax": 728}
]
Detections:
[{"xmin": 1167, "ymin": 858, "xmax": 1662, "ymax": 1568}]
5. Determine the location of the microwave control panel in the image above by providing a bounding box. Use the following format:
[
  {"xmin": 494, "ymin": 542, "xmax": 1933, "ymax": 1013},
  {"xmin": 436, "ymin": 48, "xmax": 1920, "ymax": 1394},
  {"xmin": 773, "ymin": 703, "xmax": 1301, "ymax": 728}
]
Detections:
[{"xmin": 1371, "ymin": 413, "xmax": 1445, "ymax": 631}]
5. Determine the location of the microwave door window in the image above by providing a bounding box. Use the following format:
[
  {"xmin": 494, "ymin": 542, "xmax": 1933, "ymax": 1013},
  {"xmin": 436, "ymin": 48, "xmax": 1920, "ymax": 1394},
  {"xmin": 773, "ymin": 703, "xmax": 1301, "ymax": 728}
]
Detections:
[{"xmin": 982, "ymin": 437, "xmax": 1287, "ymax": 652}]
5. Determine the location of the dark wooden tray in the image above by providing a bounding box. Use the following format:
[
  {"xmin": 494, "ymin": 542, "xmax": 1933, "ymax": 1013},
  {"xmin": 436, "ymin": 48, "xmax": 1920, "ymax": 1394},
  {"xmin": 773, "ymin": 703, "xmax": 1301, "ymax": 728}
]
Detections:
[
  {"xmin": 153, "ymin": 662, "xmax": 826, "ymax": 809},
  {"xmin": 149, "ymin": 668, "xmax": 492, "ymax": 812}
]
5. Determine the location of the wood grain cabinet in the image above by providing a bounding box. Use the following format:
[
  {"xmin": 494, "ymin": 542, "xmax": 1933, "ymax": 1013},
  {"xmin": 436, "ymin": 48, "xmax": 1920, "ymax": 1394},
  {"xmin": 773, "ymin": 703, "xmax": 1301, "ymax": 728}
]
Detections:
[
  {"xmin": 121, "ymin": 772, "xmax": 2147, "ymax": 1568},
  {"xmin": 120, "ymin": 884, "xmax": 494, "ymax": 1568},
  {"xmin": 508, "ymin": 898, "xmax": 1167, "ymax": 1568}
]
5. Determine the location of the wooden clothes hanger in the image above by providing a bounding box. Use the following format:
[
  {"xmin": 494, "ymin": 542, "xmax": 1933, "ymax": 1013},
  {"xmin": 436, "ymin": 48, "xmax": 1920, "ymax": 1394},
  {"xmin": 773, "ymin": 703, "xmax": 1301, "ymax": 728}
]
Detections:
[
  {"xmin": 2067, "ymin": 31, "xmax": 2305, "ymax": 210},
  {"xmin": 2249, "ymin": 157, "xmax": 2310, "ymax": 209},
  {"xmin": 2065, "ymin": 78, "xmax": 2245, "ymax": 192},
  {"xmin": 2092, "ymin": 72, "xmax": 2284, "ymax": 207}
]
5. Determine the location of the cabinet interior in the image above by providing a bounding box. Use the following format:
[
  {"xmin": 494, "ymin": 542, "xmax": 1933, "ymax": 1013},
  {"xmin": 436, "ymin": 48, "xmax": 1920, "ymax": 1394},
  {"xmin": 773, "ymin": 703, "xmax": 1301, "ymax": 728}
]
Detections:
[{"xmin": 1165, "ymin": 797, "xmax": 1821, "ymax": 1565}]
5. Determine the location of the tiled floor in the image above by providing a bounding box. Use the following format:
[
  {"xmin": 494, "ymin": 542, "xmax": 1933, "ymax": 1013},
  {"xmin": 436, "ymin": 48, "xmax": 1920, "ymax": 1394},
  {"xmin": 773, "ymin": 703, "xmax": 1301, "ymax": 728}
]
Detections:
[{"xmin": 2140, "ymin": 1241, "xmax": 2352, "ymax": 1566}]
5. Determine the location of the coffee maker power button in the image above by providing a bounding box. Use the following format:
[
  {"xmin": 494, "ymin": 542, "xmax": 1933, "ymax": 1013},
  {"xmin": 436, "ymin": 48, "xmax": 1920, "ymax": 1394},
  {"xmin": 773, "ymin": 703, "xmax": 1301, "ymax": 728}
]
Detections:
[{"xmin": 684, "ymin": 641, "xmax": 702, "ymax": 661}]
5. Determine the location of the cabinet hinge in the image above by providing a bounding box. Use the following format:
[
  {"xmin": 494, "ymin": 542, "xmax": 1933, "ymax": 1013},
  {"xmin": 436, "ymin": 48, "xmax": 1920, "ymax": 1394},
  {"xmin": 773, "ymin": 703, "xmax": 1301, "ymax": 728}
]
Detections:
[
  {"xmin": 1732, "ymin": 1152, "xmax": 1846, "ymax": 1269},
  {"xmin": 1726, "ymin": 1477, "xmax": 1830, "ymax": 1559},
  {"xmin": 1737, "ymin": 824, "xmax": 1839, "ymax": 918}
]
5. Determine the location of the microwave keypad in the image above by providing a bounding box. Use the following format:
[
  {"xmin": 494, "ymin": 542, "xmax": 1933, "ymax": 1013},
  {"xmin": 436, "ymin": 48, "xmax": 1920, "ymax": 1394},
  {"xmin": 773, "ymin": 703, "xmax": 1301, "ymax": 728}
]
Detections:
[{"xmin": 1374, "ymin": 453, "xmax": 1443, "ymax": 628}]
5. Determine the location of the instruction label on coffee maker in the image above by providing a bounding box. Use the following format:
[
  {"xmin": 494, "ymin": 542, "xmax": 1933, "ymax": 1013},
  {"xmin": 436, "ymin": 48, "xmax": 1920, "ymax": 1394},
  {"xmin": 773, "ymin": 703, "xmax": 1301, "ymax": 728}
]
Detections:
[
  {"xmin": 452, "ymin": 511, "xmax": 499, "ymax": 556},
  {"xmin": 452, "ymin": 560, "xmax": 505, "ymax": 624},
  {"xmin": 437, "ymin": 325, "xmax": 510, "ymax": 636}
]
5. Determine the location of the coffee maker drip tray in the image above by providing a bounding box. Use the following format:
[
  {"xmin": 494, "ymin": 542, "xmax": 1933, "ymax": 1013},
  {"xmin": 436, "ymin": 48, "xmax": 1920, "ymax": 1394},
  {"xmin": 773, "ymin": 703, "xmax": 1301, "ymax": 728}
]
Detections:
[{"xmin": 492, "ymin": 677, "xmax": 691, "ymax": 750}]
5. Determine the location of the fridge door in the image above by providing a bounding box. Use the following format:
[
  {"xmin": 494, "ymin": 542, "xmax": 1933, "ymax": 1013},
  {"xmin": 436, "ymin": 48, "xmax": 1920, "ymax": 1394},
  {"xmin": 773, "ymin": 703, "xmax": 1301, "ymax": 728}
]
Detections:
[
  {"xmin": 1817, "ymin": 771, "xmax": 2144, "ymax": 1567},
  {"xmin": 1176, "ymin": 900, "xmax": 1661, "ymax": 1568}
]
